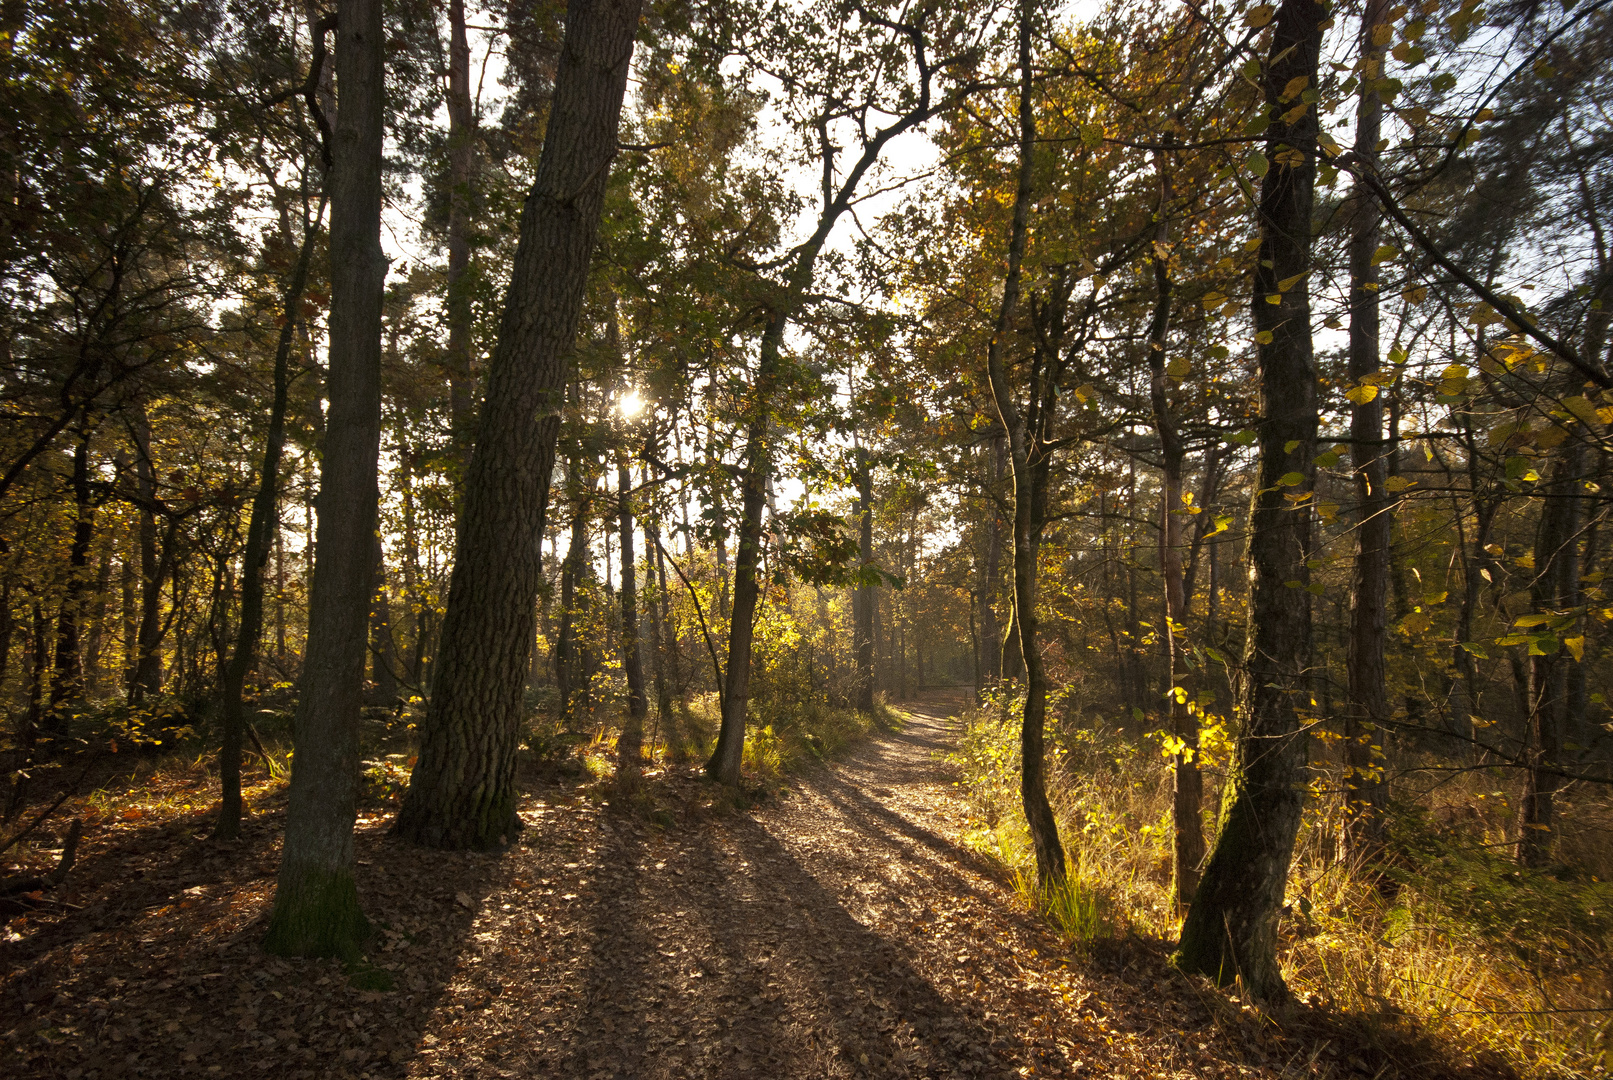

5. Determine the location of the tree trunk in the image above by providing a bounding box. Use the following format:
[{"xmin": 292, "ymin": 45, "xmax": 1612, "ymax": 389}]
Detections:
[
  {"xmin": 129, "ymin": 405, "xmax": 163, "ymax": 702},
  {"xmin": 555, "ymin": 481, "xmax": 589, "ymax": 723},
  {"xmin": 395, "ymin": 0, "xmax": 642, "ymax": 847},
  {"xmin": 1144, "ymin": 172, "xmax": 1203, "ymax": 908},
  {"xmin": 1341, "ymin": 0, "xmax": 1391, "ymax": 863},
  {"xmin": 616, "ymin": 452, "xmax": 646, "ymax": 779},
  {"xmin": 1175, "ymin": 0, "xmax": 1325, "ymax": 1003},
  {"xmin": 444, "ymin": 0, "xmax": 476, "ymax": 462},
  {"xmin": 264, "ymin": 0, "xmax": 387, "ymax": 960},
  {"xmin": 854, "ymin": 443, "xmax": 875, "ymax": 712},
  {"xmin": 368, "ymin": 533, "xmax": 399, "ymax": 707},
  {"xmin": 47, "ymin": 432, "xmax": 95, "ymax": 734},
  {"xmin": 1517, "ymin": 441, "xmax": 1583, "ymax": 866},
  {"xmin": 216, "ymin": 194, "xmax": 323, "ymax": 841},
  {"xmin": 980, "ymin": 433, "xmax": 1006, "ymax": 684},
  {"xmin": 84, "ymin": 541, "xmax": 113, "ymax": 697},
  {"xmin": 981, "ymin": 0, "xmax": 1066, "ymax": 889}
]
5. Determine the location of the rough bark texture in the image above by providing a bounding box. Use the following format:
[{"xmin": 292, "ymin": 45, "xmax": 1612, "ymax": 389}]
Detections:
[
  {"xmin": 981, "ymin": 2, "xmax": 1066, "ymax": 889},
  {"xmin": 216, "ymin": 196, "xmax": 323, "ymax": 841},
  {"xmin": 1175, "ymin": 0, "xmax": 1324, "ymax": 1003},
  {"xmin": 264, "ymin": 0, "xmax": 387, "ymax": 960},
  {"xmin": 1342, "ymin": 0, "xmax": 1391, "ymax": 863},
  {"xmin": 855, "ymin": 444, "xmax": 876, "ymax": 713},
  {"xmin": 395, "ymin": 0, "xmax": 641, "ymax": 847}
]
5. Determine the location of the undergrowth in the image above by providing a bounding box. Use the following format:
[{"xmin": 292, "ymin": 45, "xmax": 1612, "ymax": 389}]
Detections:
[{"xmin": 949, "ymin": 692, "xmax": 1613, "ymax": 1078}]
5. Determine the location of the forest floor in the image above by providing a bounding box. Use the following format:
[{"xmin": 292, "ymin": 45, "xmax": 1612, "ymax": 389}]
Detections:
[{"xmin": 1, "ymin": 692, "xmax": 1522, "ymax": 1080}]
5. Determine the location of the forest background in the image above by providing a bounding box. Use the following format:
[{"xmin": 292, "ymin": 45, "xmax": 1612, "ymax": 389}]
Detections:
[{"xmin": 3, "ymin": 0, "xmax": 1613, "ymax": 1074}]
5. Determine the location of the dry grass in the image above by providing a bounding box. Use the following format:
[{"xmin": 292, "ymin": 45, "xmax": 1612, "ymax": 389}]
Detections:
[{"xmin": 949, "ymin": 699, "xmax": 1613, "ymax": 1079}]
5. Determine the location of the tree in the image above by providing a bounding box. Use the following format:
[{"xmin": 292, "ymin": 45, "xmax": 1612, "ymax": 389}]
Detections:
[
  {"xmin": 395, "ymin": 0, "xmax": 644, "ymax": 849},
  {"xmin": 265, "ymin": 0, "xmax": 388, "ymax": 959},
  {"xmin": 1175, "ymin": 0, "xmax": 1327, "ymax": 1002}
]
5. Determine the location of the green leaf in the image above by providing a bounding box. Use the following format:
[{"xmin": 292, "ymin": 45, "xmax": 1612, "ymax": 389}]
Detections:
[
  {"xmin": 1277, "ymin": 471, "xmax": 1305, "ymax": 486},
  {"xmin": 1228, "ymin": 429, "xmax": 1258, "ymax": 446},
  {"xmin": 1246, "ymin": 151, "xmax": 1269, "ymax": 178}
]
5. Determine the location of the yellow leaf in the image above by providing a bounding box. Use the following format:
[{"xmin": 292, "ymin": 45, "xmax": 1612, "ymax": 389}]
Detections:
[
  {"xmin": 1344, "ymin": 384, "xmax": 1379, "ymax": 404},
  {"xmin": 1372, "ymin": 245, "xmax": 1400, "ymax": 265},
  {"xmin": 1566, "ymin": 636, "xmax": 1585, "ymax": 662},
  {"xmin": 1383, "ymin": 475, "xmax": 1413, "ymax": 492},
  {"xmin": 1166, "ymin": 355, "xmax": 1191, "ymax": 378},
  {"xmin": 1281, "ymin": 75, "xmax": 1309, "ymax": 101},
  {"xmin": 1245, "ymin": 4, "xmax": 1275, "ymax": 27}
]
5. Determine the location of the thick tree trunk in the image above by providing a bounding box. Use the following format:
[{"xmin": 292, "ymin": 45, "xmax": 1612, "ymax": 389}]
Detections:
[
  {"xmin": 396, "ymin": 0, "xmax": 642, "ymax": 847},
  {"xmin": 1175, "ymin": 0, "xmax": 1324, "ymax": 1003},
  {"xmin": 981, "ymin": 1, "xmax": 1066, "ymax": 889},
  {"xmin": 264, "ymin": 0, "xmax": 387, "ymax": 959},
  {"xmin": 216, "ymin": 196, "xmax": 323, "ymax": 841},
  {"xmin": 854, "ymin": 443, "xmax": 875, "ymax": 712},
  {"xmin": 616, "ymin": 453, "xmax": 646, "ymax": 779},
  {"xmin": 1342, "ymin": 0, "xmax": 1391, "ymax": 863}
]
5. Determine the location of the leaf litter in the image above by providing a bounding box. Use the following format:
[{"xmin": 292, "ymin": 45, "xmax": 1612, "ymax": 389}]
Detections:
[{"xmin": 1, "ymin": 694, "xmax": 1518, "ymax": 1078}]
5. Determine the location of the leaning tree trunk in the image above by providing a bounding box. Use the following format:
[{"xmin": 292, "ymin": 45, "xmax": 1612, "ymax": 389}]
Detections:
[
  {"xmin": 980, "ymin": 433, "xmax": 1006, "ymax": 687},
  {"xmin": 1175, "ymin": 0, "xmax": 1324, "ymax": 1003},
  {"xmin": 1341, "ymin": 0, "xmax": 1391, "ymax": 863},
  {"xmin": 216, "ymin": 193, "xmax": 325, "ymax": 841},
  {"xmin": 395, "ymin": 0, "xmax": 642, "ymax": 848},
  {"xmin": 981, "ymin": 0, "xmax": 1066, "ymax": 890},
  {"xmin": 264, "ymin": 0, "xmax": 387, "ymax": 960},
  {"xmin": 854, "ymin": 442, "xmax": 875, "ymax": 712}
]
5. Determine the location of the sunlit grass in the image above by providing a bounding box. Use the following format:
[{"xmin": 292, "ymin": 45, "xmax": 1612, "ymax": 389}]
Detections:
[{"xmin": 949, "ymin": 700, "xmax": 1611, "ymax": 1078}]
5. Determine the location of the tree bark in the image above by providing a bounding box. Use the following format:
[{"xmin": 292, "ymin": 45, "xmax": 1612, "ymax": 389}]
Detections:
[
  {"xmin": 616, "ymin": 451, "xmax": 646, "ymax": 779},
  {"xmin": 1143, "ymin": 170, "xmax": 1203, "ymax": 908},
  {"xmin": 555, "ymin": 478, "xmax": 589, "ymax": 722},
  {"xmin": 1517, "ymin": 441, "xmax": 1583, "ymax": 865},
  {"xmin": 128, "ymin": 404, "xmax": 163, "ymax": 702},
  {"xmin": 1341, "ymin": 0, "xmax": 1391, "ymax": 863},
  {"xmin": 264, "ymin": 0, "xmax": 387, "ymax": 960},
  {"xmin": 215, "ymin": 193, "xmax": 324, "ymax": 841},
  {"xmin": 981, "ymin": 0, "xmax": 1066, "ymax": 889},
  {"xmin": 47, "ymin": 431, "xmax": 95, "ymax": 734},
  {"xmin": 444, "ymin": 0, "xmax": 476, "ymax": 466},
  {"xmin": 854, "ymin": 443, "xmax": 875, "ymax": 712},
  {"xmin": 1175, "ymin": 0, "xmax": 1324, "ymax": 1003},
  {"xmin": 395, "ymin": 0, "xmax": 642, "ymax": 848},
  {"xmin": 981, "ymin": 433, "xmax": 1005, "ymax": 685}
]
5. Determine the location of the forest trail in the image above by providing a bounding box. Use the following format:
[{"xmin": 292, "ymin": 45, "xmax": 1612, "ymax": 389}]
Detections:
[{"xmin": 1, "ymin": 695, "xmax": 1459, "ymax": 1080}]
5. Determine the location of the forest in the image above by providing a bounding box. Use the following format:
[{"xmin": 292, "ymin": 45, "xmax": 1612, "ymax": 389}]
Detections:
[{"xmin": 2, "ymin": 0, "xmax": 1611, "ymax": 1076}]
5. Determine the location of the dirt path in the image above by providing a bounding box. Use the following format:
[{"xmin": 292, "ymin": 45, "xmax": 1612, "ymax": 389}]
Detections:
[{"xmin": 1, "ymin": 695, "xmax": 1494, "ymax": 1079}]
